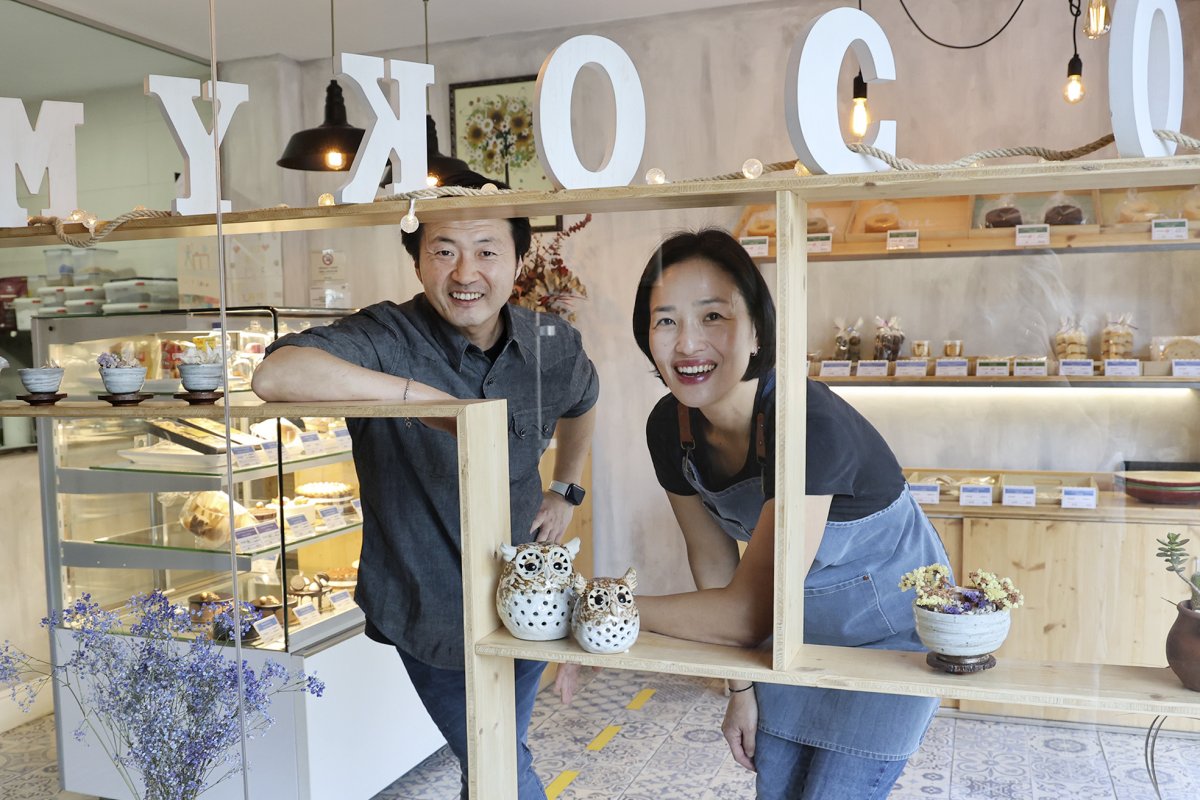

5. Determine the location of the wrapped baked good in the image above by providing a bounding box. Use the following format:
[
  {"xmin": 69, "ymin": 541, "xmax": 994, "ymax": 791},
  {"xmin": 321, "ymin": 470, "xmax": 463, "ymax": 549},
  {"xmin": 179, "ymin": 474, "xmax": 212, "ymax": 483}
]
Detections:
[
  {"xmin": 1041, "ymin": 191, "xmax": 1085, "ymax": 225},
  {"xmin": 1117, "ymin": 188, "xmax": 1161, "ymax": 223},
  {"xmin": 983, "ymin": 195, "xmax": 1022, "ymax": 228},
  {"xmin": 808, "ymin": 209, "xmax": 832, "ymax": 235},
  {"xmin": 1178, "ymin": 186, "xmax": 1200, "ymax": 221},
  {"xmin": 179, "ymin": 491, "xmax": 256, "ymax": 545},
  {"xmin": 832, "ymin": 317, "xmax": 863, "ymax": 361},
  {"xmin": 873, "ymin": 316, "xmax": 905, "ymax": 361},
  {"xmin": 1101, "ymin": 313, "xmax": 1135, "ymax": 360},
  {"xmin": 862, "ymin": 202, "xmax": 900, "ymax": 233},
  {"xmin": 1053, "ymin": 317, "xmax": 1088, "ymax": 361}
]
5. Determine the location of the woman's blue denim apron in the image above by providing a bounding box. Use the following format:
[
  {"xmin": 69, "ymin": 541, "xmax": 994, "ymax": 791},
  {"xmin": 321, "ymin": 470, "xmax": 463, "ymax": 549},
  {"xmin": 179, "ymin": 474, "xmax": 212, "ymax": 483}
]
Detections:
[{"xmin": 680, "ymin": 409, "xmax": 947, "ymax": 760}]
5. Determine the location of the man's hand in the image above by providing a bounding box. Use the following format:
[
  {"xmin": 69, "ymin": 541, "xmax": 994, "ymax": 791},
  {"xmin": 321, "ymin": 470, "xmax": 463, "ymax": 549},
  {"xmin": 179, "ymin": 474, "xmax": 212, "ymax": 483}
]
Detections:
[
  {"xmin": 722, "ymin": 686, "xmax": 758, "ymax": 772},
  {"xmin": 530, "ymin": 490, "xmax": 575, "ymax": 542},
  {"xmin": 553, "ymin": 663, "xmax": 582, "ymax": 705}
]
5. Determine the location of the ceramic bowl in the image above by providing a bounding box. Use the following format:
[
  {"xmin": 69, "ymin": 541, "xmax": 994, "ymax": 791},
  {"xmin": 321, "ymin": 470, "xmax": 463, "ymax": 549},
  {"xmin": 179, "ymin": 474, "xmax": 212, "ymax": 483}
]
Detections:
[
  {"xmin": 178, "ymin": 363, "xmax": 223, "ymax": 392},
  {"xmin": 99, "ymin": 366, "xmax": 146, "ymax": 394},
  {"xmin": 1116, "ymin": 471, "xmax": 1200, "ymax": 505},
  {"xmin": 17, "ymin": 367, "xmax": 65, "ymax": 394}
]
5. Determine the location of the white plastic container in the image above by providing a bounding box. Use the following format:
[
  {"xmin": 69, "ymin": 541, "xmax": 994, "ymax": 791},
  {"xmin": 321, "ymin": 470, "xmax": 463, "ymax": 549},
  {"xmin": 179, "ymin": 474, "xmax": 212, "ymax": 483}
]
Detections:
[
  {"xmin": 36, "ymin": 286, "xmax": 69, "ymax": 302},
  {"xmin": 103, "ymin": 279, "xmax": 178, "ymax": 304},
  {"xmin": 101, "ymin": 302, "xmax": 171, "ymax": 315},
  {"xmin": 37, "ymin": 305, "xmax": 69, "ymax": 317},
  {"xmin": 63, "ymin": 285, "xmax": 103, "ymax": 301},
  {"xmin": 42, "ymin": 247, "xmax": 75, "ymax": 285},
  {"xmin": 65, "ymin": 299, "xmax": 102, "ymax": 314},
  {"xmin": 73, "ymin": 249, "xmax": 119, "ymax": 286},
  {"xmin": 12, "ymin": 297, "xmax": 42, "ymax": 331}
]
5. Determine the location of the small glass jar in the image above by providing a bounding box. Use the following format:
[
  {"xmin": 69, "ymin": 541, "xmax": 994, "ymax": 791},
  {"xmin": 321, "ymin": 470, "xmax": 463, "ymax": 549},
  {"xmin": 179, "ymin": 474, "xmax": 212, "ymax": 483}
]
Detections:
[
  {"xmin": 943, "ymin": 340, "xmax": 964, "ymax": 357},
  {"xmin": 911, "ymin": 340, "xmax": 930, "ymax": 358}
]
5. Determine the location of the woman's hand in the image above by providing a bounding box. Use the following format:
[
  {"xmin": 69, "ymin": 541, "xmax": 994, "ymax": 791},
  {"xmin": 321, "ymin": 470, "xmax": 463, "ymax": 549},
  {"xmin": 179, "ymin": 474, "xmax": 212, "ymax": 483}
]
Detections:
[{"xmin": 721, "ymin": 684, "xmax": 758, "ymax": 771}]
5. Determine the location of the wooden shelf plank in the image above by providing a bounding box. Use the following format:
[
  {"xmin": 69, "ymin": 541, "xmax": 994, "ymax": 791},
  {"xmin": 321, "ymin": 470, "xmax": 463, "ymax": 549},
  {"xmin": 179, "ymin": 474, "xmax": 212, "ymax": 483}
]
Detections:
[
  {"xmin": 475, "ymin": 629, "xmax": 1200, "ymax": 716},
  {"xmin": 4, "ymin": 157, "xmax": 1200, "ymax": 248},
  {"xmin": 817, "ymin": 376, "xmax": 1198, "ymax": 388},
  {"xmin": 0, "ymin": 398, "xmax": 479, "ymax": 419}
]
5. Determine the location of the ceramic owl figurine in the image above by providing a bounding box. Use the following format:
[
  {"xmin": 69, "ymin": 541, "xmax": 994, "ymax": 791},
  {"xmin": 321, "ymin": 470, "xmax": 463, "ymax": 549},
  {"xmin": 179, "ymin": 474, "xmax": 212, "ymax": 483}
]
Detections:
[
  {"xmin": 570, "ymin": 568, "xmax": 640, "ymax": 654},
  {"xmin": 496, "ymin": 537, "xmax": 581, "ymax": 641}
]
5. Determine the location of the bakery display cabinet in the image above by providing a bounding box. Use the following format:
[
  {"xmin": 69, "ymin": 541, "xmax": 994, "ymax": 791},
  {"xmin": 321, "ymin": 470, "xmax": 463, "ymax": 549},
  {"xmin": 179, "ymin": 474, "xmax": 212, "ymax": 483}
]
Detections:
[{"xmin": 23, "ymin": 311, "xmax": 445, "ymax": 799}]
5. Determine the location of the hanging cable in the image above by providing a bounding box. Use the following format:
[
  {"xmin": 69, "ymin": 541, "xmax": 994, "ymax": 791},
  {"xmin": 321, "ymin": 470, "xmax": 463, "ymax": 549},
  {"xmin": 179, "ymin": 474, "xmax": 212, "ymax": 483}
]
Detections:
[{"xmin": 897, "ymin": 0, "xmax": 1025, "ymax": 50}]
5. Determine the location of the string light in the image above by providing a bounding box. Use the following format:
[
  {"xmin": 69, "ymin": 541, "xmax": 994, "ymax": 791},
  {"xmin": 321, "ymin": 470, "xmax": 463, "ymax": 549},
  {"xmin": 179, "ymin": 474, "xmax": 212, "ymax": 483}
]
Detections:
[
  {"xmin": 399, "ymin": 198, "xmax": 419, "ymax": 233},
  {"xmin": 1063, "ymin": 0, "xmax": 1086, "ymax": 104},
  {"xmin": 741, "ymin": 159, "xmax": 763, "ymax": 179},
  {"xmin": 318, "ymin": 193, "xmax": 336, "ymax": 207},
  {"xmin": 481, "ymin": 183, "xmax": 499, "ymax": 194},
  {"xmin": 324, "ymin": 150, "xmax": 346, "ymax": 169},
  {"xmin": 794, "ymin": 162, "xmax": 810, "ymax": 177},
  {"xmin": 1084, "ymin": 0, "xmax": 1112, "ymax": 38},
  {"xmin": 425, "ymin": 174, "xmax": 439, "ymax": 188},
  {"xmin": 644, "ymin": 168, "xmax": 667, "ymax": 185},
  {"xmin": 850, "ymin": 71, "xmax": 870, "ymax": 139}
]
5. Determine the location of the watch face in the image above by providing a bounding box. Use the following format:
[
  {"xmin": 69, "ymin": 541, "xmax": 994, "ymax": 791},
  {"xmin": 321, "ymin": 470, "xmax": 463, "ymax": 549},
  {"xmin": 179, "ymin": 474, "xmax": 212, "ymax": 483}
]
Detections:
[{"xmin": 565, "ymin": 484, "xmax": 586, "ymax": 505}]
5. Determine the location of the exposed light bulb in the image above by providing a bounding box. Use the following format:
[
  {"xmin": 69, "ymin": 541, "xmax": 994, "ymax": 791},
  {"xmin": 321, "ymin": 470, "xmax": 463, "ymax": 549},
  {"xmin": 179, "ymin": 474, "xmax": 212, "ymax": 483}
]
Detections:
[
  {"xmin": 849, "ymin": 71, "xmax": 870, "ymax": 139},
  {"xmin": 68, "ymin": 209, "xmax": 85, "ymax": 222},
  {"xmin": 1084, "ymin": 0, "xmax": 1112, "ymax": 38},
  {"xmin": 481, "ymin": 183, "xmax": 499, "ymax": 194},
  {"xmin": 644, "ymin": 168, "xmax": 667, "ymax": 185},
  {"xmin": 425, "ymin": 174, "xmax": 439, "ymax": 188},
  {"xmin": 399, "ymin": 198, "xmax": 419, "ymax": 233},
  {"xmin": 793, "ymin": 162, "xmax": 811, "ymax": 177},
  {"xmin": 324, "ymin": 150, "xmax": 345, "ymax": 169},
  {"xmin": 741, "ymin": 159, "xmax": 763, "ymax": 179},
  {"xmin": 1063, "ymin": 54, "xmax": 1085, "ymax": 104},
  {"xmin": 318, "ymin": 193, "xmax": 335, "ymax": 207}
]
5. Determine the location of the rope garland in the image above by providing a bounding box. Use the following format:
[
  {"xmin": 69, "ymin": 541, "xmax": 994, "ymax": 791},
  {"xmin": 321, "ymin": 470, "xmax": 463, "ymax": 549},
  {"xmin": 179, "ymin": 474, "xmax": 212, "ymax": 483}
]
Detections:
[{"xmin": 25, "ymin": 129, "xmax": 1200, "ymax": 248}]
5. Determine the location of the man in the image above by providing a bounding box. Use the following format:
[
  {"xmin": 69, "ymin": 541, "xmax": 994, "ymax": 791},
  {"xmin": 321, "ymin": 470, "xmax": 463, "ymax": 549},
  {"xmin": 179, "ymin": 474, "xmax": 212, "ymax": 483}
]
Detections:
[{"xmin": 252, "ymin": 211, "xmax": 598, "ymax": 800}]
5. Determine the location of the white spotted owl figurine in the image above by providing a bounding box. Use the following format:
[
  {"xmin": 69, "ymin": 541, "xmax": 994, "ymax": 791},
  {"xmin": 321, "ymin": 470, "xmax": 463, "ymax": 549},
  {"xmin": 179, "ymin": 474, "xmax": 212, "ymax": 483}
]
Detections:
[
  {"xmin": 496, "ymin": 537, "xmax": 581, "ymax": 641},
  {"xmin": 570, "ymin": 568, "xmax": 640, "ymax": 654}
]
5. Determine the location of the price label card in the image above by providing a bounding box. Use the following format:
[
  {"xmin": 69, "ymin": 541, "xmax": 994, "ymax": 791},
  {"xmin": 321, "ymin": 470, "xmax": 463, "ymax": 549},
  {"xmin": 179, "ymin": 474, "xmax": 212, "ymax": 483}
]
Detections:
[
  {"xmin": 1002, "ymin": 485, "xmax": 1037, "ymax": 507},
  {"xmin": 807, "ymin": 233, "xmax": 832, "ymax": 254},
  {"xmin": 351, "ymin": 499, "xmax": 363, "ymax": 519},
  {"xmin": 819, "ymin": 360, "xmax": 852, "ymax": 377},
  {"xmin": 329, "ymin": 590, "xmax": 356, "ymax": 611},
  {"xmin": 1061, "ymin": 486, "xmax": 1098, "ymax": 509},
  {"xmin": 299, "ymin": 431, "xmax": 323, "ymax": 455},
  {"xmin": 855, "ymin": 360, "xmax": 889, "ymax": 377},
  {"xmin": 1059, "ymin": 359, "xmax": 1094, "ymax": 377},
  {"xmin": 318, "ymin": 505, "xmax": 346, "ymax": 531},
  {"xmin": 738, "ymin": 236, "xmax": 770, "ymax": 257},
  {"xmin": 1104, "ymin": 359, "xmax": 1140, "ymax": 377},
  {"xmin": 976, "ymin": 360, "xmax": 1010, "ymax": 377},
  {"xmin": 234, "ymin": 525, "xmax": 261, "ymax": 553},
  {"xmin": 1152, "ymin": 218, "xmax": 1189, "ymax": 241},
  {"xmin": 252, "ymin": 615, "xmax": 284, "ymax": 644},
  {"xmin": 1172, "ymin": 359, "xmax": 1200, "ymax": 378},
  {"xmin": 934, "ymin": 358, "xmax": 968, "ymax": 377},
  {"xmin": 254, "ymin": 521, "xmax": 281, "ymax": 550},
  {"xmin": 959, "ymin": 485, "xmax": 994, "ymax": 506},
  {"xmin": 251, "ymin": 553, "xmax": 279, "ymax": 574},
  {"xmin": 886, "ymin": 229, "xmax": 919, "ymax": 251},
  {"xmin": 231, "ymin": 444, "xmax": 263, "ymax": 468},
  {"xmin": 894, "ymin": 360, "xmax": 928, "ymax": 377},
  {"xmin": 293, "ymin": 604, "xmax": 318, "ymax": 625},
  {"xmin": 261, "ymin": 439, "xmax": 279, "ymax": 461},
  {"xmin": 1015, "ymin": 224, "xmax": 1051, "ymax": 246},
  {"xmin": 1014, "ymin": 360, "xmax": 1049, "ymax": 377},
  {"xmin": 332, "ymin": 427, "xmax": 352, "ymax": 450},
  {"xmin": 909, "ymin": 484, "xmax": 940, "ymax": 505},
  {"xmin": 285, "ymin": 513, "xmax": 316, "ymax": 540}
]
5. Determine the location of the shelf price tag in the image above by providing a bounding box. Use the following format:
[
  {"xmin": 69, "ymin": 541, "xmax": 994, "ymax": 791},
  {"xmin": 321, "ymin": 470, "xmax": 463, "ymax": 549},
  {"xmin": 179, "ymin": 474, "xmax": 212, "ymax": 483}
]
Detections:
[
  {"xmin": 299, "ymin": 432, "xmax": 323, "ymax": 456},
  {"xmin": 332, "ymin": 427, "xmax": 352, "ymax": 451},
  {"xmin": 1061, "ymin": 486, "xmax": 1098, "ymax": 509},
  {"xmin": 252, "ymin": 615, "xmax": 284, "ymax": 644},
  {"xmin": 738, "ymin": 236, "xmax": 770, "ymax": 257},
  {"xmin": 1103, "ymin": 359, "xmax": 1140, "ymax": 377},
  {"xmin": 959, "ymin": 485, "xmax": 994, "ymax": 506},
  {"xmin": 260, "ymin": 440, "xmax": 279, "ymax": 461},
  {"xmin": 1151, "ymin": 218, "xmax": 1189, "ymax": 241},
  {"xmin": 351, "ymin": 499, "xmax": 363, "ymax": 519},
  {"xmin": 1058, "ymin": 359, "xmax": 1094, "ymax": 377},
  {"xmin": 893, "ymin": 360, "xmax": 928, "ymax": 377},
  {"xmin": 909, "ymin": 484, "xmax": 940, "ymax": 505},
  {"xmin": 231, "ymin": 444, "xmax": 263, "ymax": 468},
  {"xmin": 292, "ymin": 604, "xmax": 318, "ymax": 626},
  {"xmin": 318, "ymin": 505, "xmax": 346, "ymax": 531},
  {"xmin": 807, "ymin": 233, "xmax": 832, "ymax": 254},
  {"xmin": 1013, "ymin": 359, "xmax": 1049, "ymax": 377},
  {"xmin": 819, "ymin": 360, "xmax": 852, "ymax": 377},
  {"xmin": 234, "ymin": 525, "xmax": 261, "ymax": 553},
  {"xmin": 285, "ymin": 513, "xmax": 316, "ymax": 540},
  {"xmin": 855, "ymin": 360, "xmax": 888, "ymax": 377},
  {"xmin": 1172, "ymin": 360, "xmax": 1200, "ymax": 378},
  {"xmin": 1002, "ymin": 485, "xmax": 1037, "ymax": 507},
  {"xmin": 1015, "ymin": 224, "xmax": 1051, "ymax": 247},
  {"xmin": 254, "ymin": 521, "xmax": 281, "ymax": 550},
  {"xmin": 976, "ymin": 359, "xmax": 1010, "ymax": 377},
  {"xmin": 934, "ymin": 358, "xmax": 968, "ymax": 377},
  {"xmin": 251, "ymin": 553, "xmax": 279, "ymax": 574},
  {"xmin": 328, "ymin": 590, "xmax": 356, "ymax": 611},
  {"xmin": 885, "ymin": 229, "xmax": 919, "ymax": 251}
]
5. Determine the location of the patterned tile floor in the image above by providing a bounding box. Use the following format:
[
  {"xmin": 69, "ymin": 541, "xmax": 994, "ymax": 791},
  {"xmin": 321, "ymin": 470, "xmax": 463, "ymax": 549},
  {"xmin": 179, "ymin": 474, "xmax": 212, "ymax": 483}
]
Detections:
[{"xmin": 4, "ymin": 667, "xmax": 1200, "ymax": 799}]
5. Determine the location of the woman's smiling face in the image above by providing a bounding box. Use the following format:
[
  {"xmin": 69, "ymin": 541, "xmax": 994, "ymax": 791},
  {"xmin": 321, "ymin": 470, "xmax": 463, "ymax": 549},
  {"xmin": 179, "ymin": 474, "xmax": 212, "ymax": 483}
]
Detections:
[{"xmin": 648, "ymin": 256, "xmax": 758, "ymax": 409}]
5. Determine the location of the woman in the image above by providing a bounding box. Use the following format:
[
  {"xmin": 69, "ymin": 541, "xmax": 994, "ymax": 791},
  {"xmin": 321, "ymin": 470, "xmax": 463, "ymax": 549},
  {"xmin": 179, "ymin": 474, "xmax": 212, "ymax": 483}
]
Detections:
[{"xmin": 632, "ymin": 229, "xmax": 949, "ymax": 800}]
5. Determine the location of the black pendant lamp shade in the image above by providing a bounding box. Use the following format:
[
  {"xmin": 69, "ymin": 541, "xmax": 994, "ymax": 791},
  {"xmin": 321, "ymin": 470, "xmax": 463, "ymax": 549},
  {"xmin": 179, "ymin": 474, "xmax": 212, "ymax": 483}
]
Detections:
[
  {"xmin": 277, "ymin": 79, "xmax": 365, "ymax": 171},
  {"xmin": 379, "ymin": 115, "xmax": 500, "ymax": 189}
]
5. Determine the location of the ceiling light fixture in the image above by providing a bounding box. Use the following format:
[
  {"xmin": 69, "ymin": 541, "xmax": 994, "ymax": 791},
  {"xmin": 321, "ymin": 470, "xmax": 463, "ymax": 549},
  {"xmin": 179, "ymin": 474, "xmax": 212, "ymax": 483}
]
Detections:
[
  {"xmin": 1083, "ymin": 0, "xmax": 1112, "ymax": 39},
  {"xmin": 1063, "ymin": 0, "xmax": 1086, "ymax": 104},
  {"xmin": 277, "ymin": 0, "xmax": 365, "ymax": 171}
]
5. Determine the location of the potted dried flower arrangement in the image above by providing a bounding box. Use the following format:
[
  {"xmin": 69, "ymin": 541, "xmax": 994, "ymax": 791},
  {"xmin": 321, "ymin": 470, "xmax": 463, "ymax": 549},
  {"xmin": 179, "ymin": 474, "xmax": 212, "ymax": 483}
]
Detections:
[
  {"xmin": 1156, "ymin": 532, "xmax": 1200, "ymax": 691},
  {"xmin": 176, "ymin": 343, "xmax": 225, "ymax": 393},
  {"xmin": 900, "ymin": 564, "xmax": 1023, "ymax": 673},
  {"xmin": 96, "ymin": 351, "xmax": 146, "ymax": 395},
  {"xmin": 510, "ymin": 214, "xmax": 591, "ymax": 322},
  {"xmin": 0, "ymin": 592, "xmax": 323, "ymax": 800}
]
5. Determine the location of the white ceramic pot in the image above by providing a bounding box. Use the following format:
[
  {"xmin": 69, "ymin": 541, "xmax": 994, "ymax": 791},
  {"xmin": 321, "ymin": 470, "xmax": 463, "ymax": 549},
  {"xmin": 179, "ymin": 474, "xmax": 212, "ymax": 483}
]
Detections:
[
  {"xmin": 913, "ymin": 604, "xmax": 1011, "ymax": 657},
  {"xmin": 178, "ymin": 363, "xmax": 224, "ymax": 392},
  {"xmin": 99, "ymin": 366, "xmax": 147, "ymax": 395},
  {"xmin": 17, "ymin": 367, "xmax": 64, "ymax": 394}
]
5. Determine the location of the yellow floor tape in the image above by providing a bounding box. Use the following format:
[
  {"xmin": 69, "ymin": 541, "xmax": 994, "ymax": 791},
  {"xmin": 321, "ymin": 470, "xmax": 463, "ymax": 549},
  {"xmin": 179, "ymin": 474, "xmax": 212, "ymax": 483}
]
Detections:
[
  {"xmin": 545, "ymin": 769, "xmax": 580, "ymax": 799},
  {"xmin": 626, "ymin": 688, "xmax": 656, "ymax": 710},
  {"xmin": 587, "ymin": 724, "xmax": 621, "ymax": 751}
]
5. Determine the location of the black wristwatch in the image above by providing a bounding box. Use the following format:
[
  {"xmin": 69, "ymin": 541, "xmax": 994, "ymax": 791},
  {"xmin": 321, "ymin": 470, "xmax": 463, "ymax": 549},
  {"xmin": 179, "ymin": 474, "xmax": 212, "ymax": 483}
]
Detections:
[{"xmin": 549, "ymin": 481, "xmax": 586, "ymax": 506}]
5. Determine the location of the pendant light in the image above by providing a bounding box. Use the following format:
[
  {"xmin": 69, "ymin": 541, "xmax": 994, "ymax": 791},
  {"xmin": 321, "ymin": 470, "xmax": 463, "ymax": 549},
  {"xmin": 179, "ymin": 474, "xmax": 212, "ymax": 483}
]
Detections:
[
  {"xmin": 1063, "ymin": 0, "xmax": 1086, "ymax": 104},
  {"xmin": 277, "ymin": 0, "xmax": 365, "ymax": 171},
  {"xmin": 849, "ymin": 71, "xmax": 870, "ymax": 139},
  {"xmin": 1083, "ymin": 0, "xmax": 1112, "ymax": 39}
]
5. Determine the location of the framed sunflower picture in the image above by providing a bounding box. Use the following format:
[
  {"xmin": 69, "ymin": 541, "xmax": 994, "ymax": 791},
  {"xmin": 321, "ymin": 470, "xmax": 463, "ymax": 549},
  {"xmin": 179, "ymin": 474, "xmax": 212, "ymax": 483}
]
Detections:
[{"xmin": 449, "ymin": 75, "xmax": 561, "ymax": 232}]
